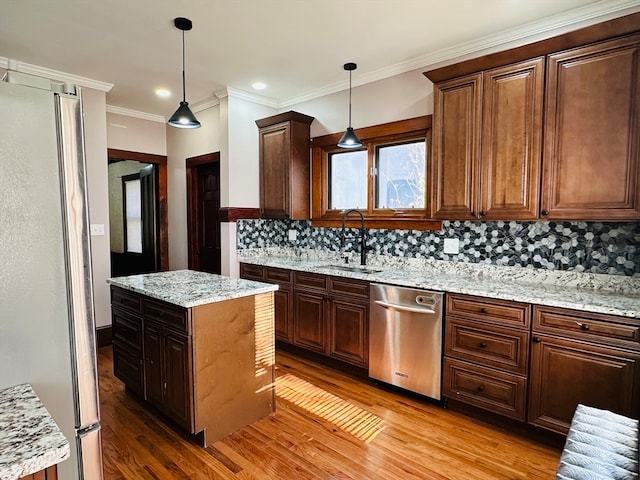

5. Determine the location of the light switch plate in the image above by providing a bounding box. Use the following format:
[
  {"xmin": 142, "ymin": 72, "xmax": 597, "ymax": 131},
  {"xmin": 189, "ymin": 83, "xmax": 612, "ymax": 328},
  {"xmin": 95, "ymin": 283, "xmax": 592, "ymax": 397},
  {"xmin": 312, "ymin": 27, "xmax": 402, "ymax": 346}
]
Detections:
[
  {"xmin": 288, "ymin": 229, "xmax": 298, "ymax": 241},
  {"xmin": 443, "ymin": 238, "xmax": 459, "ymax": 254},
  {"xmin": 90, "ymin": 224, "xmax": 105, "ymax": 236}
]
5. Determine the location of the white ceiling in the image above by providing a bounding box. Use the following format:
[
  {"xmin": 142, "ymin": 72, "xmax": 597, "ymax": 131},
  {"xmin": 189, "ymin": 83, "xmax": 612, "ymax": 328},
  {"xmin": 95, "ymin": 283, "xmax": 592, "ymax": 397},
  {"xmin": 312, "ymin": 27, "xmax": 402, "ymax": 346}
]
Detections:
[{"xmin": 1, "ymin": 0, "xmax": 638, "ymax": 120}]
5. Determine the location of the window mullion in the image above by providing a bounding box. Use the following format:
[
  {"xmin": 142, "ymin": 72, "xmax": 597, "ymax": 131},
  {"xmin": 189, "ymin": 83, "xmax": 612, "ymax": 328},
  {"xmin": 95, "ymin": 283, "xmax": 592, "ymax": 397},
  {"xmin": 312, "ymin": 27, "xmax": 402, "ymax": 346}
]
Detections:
[{"xmin": 366, "ymin": 143, "xmax": 375, "ymax": 215}]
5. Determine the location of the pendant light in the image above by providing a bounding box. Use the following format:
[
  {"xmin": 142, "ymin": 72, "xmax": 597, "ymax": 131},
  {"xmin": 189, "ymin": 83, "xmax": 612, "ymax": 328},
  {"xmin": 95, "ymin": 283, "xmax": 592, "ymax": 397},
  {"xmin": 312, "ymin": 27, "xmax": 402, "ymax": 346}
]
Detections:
[
  {"xmin": 337, "ymin": 62, "xmax": 362, "ymax": 148},
  {"xmin": 167, "ymin": 17, "xmax": 201, "ymax": 129}
]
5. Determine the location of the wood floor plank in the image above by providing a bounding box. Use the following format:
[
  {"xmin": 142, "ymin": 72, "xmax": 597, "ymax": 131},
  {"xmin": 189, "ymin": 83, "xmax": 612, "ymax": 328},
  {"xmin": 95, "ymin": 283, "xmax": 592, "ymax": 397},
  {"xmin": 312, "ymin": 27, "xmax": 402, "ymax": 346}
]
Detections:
[{"xmin": 98, "ymin": 346, "xmax": 561, "ymax": 479}]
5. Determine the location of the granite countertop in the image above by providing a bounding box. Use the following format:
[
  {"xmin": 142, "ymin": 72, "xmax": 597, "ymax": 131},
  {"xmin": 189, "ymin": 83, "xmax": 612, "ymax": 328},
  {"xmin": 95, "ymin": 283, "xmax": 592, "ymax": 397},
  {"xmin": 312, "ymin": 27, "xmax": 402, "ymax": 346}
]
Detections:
[
  {"xmin": 237, "ymin": 251, "xmax": 640, "ymax": 319},
  {"xmin": 0, "ymin": 384, "xmax": 70, "ymax": 480},
  {"xmin": 107, "ymin": 269, "xmax": 279, "ymax": 308}
]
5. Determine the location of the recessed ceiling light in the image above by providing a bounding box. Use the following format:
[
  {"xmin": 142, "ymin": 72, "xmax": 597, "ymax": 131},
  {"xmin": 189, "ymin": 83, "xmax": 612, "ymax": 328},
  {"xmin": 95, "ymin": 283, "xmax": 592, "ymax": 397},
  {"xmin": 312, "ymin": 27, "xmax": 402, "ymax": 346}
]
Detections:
[
  {"xmin": 155, "ymin": 88, "xmax": 171, "ymax": 97},
  {"xmin": 252, "ymin": 82, "xmax": 267, "ymax": 90}
]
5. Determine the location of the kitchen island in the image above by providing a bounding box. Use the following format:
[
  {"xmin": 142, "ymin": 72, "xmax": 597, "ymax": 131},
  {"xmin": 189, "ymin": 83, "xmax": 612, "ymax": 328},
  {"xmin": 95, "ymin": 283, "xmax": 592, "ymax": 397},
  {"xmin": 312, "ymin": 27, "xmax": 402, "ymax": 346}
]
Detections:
[
  {"xmin": 107, "ymin": 270, "xmax": 278, "ymax": 447},
  {"xmin": 0, "ymin": 383, "xmax": 70, "ymax": 480}
]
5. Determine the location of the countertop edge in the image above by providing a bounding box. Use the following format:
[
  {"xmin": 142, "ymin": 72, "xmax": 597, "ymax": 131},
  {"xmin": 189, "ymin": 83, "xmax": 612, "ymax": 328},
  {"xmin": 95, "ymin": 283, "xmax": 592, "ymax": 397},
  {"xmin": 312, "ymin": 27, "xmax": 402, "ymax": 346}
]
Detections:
[{"xmin": 238, "ymin": 257, "xmax": 640, "ymax": 319}]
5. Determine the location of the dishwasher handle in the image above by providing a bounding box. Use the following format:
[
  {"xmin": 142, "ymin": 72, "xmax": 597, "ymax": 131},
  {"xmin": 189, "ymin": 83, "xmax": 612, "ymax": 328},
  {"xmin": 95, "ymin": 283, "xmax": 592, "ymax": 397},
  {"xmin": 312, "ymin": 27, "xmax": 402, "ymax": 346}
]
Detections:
[{"xmin": 374, "ymin": 299, "xmax": 436, "ymax": 315}]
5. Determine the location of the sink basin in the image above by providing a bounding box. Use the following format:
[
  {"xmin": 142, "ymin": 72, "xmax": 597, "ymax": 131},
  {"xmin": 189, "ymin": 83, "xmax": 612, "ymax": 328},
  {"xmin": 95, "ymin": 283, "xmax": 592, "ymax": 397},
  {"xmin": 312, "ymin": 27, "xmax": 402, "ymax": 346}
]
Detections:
[{"xmin": 318, "ymin": 264, "xmax": 383, "ymax": 274}]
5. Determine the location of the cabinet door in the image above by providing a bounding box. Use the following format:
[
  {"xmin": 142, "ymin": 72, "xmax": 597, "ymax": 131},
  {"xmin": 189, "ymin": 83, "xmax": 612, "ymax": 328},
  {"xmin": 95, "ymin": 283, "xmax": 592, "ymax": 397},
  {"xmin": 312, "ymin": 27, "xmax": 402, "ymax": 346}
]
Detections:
[
  {"xmin": 528, "ymin": 334, "xmax": 640, "ymax": 434},
  {"xmin": 542, "ymin": 35, "xmax": 640, "ymax": 220},
  {"xmin": 164, "ymin": 332, "xmax": 192, "ymax": 430},
  {"xmin": 143, "ymin": 323, "xmax": 164, "ymax": 409},
  {"xmin": 329, "ymin": 297, "xmax": 368, "ymax": 367},
  {"xmin": 112, "ymin": 344, "xmax": 144, "ymax": 397},
  {"xmin": 293, "ymin": 291, "xmax": 326, "ymax": 353},
  {"xmin": 259, "ymin": 122, "xmax": 291, "ymax": 219},
  {"xmin": 431, "ymin": 73, "xmax": 483, "ymax": 219},
  {"xmin": 274, "ymin": 288, "xmax": 293, "ymax": 343},
  {"xmin": 480, "ymin": 58, "xmax": 543, "ymax": 220}
]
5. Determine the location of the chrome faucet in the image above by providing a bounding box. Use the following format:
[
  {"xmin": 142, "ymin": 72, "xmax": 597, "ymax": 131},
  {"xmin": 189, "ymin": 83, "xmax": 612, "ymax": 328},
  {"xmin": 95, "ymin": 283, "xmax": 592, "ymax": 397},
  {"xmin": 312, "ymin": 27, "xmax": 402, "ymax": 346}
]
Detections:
[{"xmin": 340, "ymin": 209, "xmax": 370, "ymax": 266}]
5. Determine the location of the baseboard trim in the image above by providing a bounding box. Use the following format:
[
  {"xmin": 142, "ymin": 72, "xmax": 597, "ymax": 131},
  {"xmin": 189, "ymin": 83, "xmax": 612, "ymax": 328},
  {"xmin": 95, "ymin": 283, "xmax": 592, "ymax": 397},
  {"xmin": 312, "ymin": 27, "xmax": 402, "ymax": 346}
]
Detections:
[{"xmin": 96, "ymin": 325, "xmax": 112, "ymax": 348}]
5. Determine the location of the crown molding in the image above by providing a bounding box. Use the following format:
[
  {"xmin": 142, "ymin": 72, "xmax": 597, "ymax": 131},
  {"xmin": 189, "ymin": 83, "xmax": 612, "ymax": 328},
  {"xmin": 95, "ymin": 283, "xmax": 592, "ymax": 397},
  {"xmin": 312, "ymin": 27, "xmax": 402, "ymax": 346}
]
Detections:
[
  {"xmin": 192, "ymin": 96, "xmax": 220, "ymax": 113},
  {"xmin": 0, "ymin": 57, "xmax": 113, "ymax": 92},
  {"xmin": 278, "ymin": 0, "xmax": 640, "ymax": 107},
  {"xmin": 106, "ymin": 105, "xmax": 165, "ymax": 123},
  {"xmin": 214, "ymin": 86, "xmax": 279, "ymax": 108}
]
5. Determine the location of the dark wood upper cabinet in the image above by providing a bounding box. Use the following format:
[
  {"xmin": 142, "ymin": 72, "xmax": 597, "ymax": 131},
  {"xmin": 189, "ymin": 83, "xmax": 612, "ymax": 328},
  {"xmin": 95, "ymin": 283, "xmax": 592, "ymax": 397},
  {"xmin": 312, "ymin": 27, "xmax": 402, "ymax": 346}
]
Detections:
[
  {"xmin": 431, "ymin": 58, "xmax": 543, "ymax": 220},
  {"xmin": 431, "ymin": 73, "xmax": 482, "ymax": 220},
  {"xmin": 541, "ymin": 34, "xmax": 640, "ymax": 220},
  {"xmin": 256, "ymin": 111, "xmax": 314, "ymax": 220},
  {"xmin": 480, "ymin": 58, "xmax": 544, "ymax": 219}
]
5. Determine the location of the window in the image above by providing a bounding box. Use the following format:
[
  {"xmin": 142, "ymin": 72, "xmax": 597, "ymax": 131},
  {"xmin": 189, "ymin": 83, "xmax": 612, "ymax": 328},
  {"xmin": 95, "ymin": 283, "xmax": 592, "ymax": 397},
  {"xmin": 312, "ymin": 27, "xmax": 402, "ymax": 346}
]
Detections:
[
  {"xmin": 311, "ymin": 116, "xmax": 440, "ymax": 230},
  {"xmin": 123, "ymin": 174, "xmax": 142, "ymax": 253}
]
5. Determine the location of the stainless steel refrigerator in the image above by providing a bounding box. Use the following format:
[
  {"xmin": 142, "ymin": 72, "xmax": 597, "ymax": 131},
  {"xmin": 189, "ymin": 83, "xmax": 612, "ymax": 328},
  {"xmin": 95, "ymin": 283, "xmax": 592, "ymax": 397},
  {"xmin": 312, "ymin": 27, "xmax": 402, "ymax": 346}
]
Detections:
[{"xmin": 0, "ymin": 71, "xmax": 104, "ymax": 479}]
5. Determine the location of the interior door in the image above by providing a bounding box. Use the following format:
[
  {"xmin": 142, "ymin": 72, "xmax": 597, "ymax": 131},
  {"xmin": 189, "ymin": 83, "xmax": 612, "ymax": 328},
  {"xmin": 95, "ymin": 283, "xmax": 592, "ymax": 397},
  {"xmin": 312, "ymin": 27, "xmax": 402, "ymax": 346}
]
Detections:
[
  {"xmin": 140, "ymin": 164, "xmax": 158, "ymax": 273},
  {"xmin": 187, "ymin": 154, "xmax": 222, "ymax": 274}
]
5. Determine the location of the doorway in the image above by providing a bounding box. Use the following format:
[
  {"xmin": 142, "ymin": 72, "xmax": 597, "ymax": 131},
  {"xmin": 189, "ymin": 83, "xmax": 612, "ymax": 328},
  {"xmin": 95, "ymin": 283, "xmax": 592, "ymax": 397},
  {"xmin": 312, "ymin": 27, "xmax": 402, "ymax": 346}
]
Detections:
[
  {"xmin": 186, "ymin": 152, "xmax": 221, "ymax": 274},
  {"xmin": 107, "ymin": 149, "xmax": 169, "ymax": 276}
]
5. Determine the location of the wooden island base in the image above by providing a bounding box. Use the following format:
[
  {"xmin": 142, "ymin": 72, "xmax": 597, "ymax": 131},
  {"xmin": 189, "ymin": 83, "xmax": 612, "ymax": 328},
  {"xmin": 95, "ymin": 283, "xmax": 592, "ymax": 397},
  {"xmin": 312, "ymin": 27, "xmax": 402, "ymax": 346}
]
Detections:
[{"xmin": 109, "ymin": 271, "xmax": 277, "ymax": 447}]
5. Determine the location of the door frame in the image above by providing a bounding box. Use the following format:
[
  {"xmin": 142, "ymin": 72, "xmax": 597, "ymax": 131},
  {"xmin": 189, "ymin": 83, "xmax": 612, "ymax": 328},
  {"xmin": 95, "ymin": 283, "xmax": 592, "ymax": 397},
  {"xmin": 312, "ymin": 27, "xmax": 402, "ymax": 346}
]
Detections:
[
  {"xmin": 186, "ymin": 152, "xmax": 221, "ymax": 271},
  {"xmin": 107, "ymin": 148, "xmax": 169, "ymax": 271}
]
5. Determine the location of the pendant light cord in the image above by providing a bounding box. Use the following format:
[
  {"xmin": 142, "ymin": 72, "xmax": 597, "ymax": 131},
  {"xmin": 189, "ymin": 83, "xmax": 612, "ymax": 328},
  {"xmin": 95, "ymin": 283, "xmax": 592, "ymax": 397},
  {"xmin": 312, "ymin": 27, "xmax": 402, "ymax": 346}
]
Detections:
[
  {"xmin": 181, "ymin": 29, "xmax": 186, "ymax": 102},
  {"xmin": 348, "ymin": 69, "xmax": 352, "ymax": 128}
]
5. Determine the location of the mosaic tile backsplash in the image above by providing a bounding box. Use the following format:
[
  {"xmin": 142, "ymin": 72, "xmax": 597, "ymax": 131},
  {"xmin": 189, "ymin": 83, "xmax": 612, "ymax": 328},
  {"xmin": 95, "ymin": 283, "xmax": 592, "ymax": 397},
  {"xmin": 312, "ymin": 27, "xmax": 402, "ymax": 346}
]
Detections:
[{"xmin": 236, "ymin": 220, "xmax": 640, "ymax": 277}]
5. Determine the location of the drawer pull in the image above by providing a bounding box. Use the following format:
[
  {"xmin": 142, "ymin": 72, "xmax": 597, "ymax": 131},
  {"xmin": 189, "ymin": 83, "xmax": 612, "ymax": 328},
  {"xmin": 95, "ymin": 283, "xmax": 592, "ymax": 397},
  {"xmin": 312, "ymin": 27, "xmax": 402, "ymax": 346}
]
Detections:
[
  {"xmin": 532, "ymin": 337, "xmax": 541, "ymax": 343},
  {"xmin": 576, "ymin": 322, "xmax": 590, "ymax": 331},
  {"xmin": 477, "ymin": 385, "xmax": 485, "ymax": 392},
  {"xmin": 480, "ymin": 308, "xmax": 487, "ymax": 314},
  {"xmin": 479, "ymin": 342, "xmax": 487, "ymax": 348}
]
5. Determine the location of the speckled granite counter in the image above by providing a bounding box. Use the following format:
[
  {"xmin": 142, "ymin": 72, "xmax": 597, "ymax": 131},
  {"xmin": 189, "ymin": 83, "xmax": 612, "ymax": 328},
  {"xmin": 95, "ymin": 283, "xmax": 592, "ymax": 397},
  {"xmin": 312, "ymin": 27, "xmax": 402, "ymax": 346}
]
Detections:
[
  {"xmin": 0, "ymin": 384, "xmax": 70, "ymax": 480},
  {"xmin": 107, "ymin": 269, "xmax": 278, "ymax": 308},
  {"xmin": 238, "ymin": 250, "xmax": 640, "ymax": 319}
]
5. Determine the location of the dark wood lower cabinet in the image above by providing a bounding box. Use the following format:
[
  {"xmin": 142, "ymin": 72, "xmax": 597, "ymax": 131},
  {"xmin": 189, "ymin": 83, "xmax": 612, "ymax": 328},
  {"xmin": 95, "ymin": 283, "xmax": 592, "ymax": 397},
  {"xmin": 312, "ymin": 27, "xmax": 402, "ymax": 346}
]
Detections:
[
  {"xmin": 143, "ymin": 321, "xmax": 192, "ymax": 430},
  {"xmin": 445, "ymin": 295, "xmax": 640, "ymax": 435},
  {"xmin": 110, "ymin": 285, "xmax": 275, "ymax": 446},
  {"xmin": 528, "ymin": 335, "xmax": 640, "ymax": 434},
  {"xmin": 329, "ymin": 296, "xmax": 368, "ymax": 367},
  {"xmin": 293, "ymin": 290, "xmax": 327, "ymax": 353}
]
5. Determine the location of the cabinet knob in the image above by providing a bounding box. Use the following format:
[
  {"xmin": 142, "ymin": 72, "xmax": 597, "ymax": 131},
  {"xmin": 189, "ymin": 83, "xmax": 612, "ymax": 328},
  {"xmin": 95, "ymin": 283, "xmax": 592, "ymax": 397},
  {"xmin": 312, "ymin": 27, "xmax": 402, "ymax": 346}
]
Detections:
[
  {"xmin": 477, "ymin": 385, "xmax": 485, "ymax": 392},
  {"xmin": 479, "ymin": 211, "xmax": 486, "ymax": 217},
  {"xmin": 479, "ymin": 342, "xmax": 487, "ymax": 348},
  {"xmin": 576, "ymin": 322, "xmax": 590, "ymax": 331},
  {"xmin": 541, "ymin": 210, "xmax": 549, "ymax": 216},
  {"xmin": 470, "ymin": 211, "xmax": 476, "ymax": 217},
  {"xmin": 532, "ymin": 337, "xmax": 541, "ymax": 343},
  {"xmin": 480, "ymin": 308, "xmax": 487, "ymax": 314}
]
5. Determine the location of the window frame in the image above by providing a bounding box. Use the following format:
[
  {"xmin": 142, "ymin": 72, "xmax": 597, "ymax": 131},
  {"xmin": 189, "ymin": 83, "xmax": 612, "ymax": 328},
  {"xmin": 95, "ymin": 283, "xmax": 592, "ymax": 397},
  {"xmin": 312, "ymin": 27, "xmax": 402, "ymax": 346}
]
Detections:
[
  {"xmin": 122, "ymin": 172, "xmax": 143, "ymax": 255},
  {"xmin": 311, "ymin": 115, "xmax": 441, "ymax": 230}
]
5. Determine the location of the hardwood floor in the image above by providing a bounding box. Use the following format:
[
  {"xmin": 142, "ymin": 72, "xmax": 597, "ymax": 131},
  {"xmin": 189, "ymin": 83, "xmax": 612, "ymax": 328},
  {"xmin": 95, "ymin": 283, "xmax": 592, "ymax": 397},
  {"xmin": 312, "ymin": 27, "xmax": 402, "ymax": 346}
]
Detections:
[{"xmin": 98, "ymin": 346, "xmax": 561, "ymax": 479}]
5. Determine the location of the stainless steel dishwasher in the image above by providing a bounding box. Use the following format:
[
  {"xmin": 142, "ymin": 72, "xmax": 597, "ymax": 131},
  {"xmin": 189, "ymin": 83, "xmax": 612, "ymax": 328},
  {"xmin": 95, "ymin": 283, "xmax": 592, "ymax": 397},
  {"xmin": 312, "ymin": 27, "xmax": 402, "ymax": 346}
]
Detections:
[{"xmin": 369, "ymin": 283, "xmax": 444, "ymax": 400}]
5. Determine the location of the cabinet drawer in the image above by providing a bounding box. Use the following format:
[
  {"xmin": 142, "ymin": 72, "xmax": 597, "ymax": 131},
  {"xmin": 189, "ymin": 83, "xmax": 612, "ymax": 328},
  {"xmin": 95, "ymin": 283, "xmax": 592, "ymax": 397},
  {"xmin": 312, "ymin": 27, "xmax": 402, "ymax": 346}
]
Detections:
[
  {"xmin": 443, "ymin": 357, "xmax": 527, "ymax": 421},
  {"xmin": 445, "ymin": 318, "xmax": 529, "ymax": 375},
  {"xmin": 265, "ymin": 267, "xmax": 292, "ymax": 285},
  {"xmin": 294, "ymin": 271, "xmax": 328, "ymax": 291},
  {"xmin": 239, "ymin": 263, "xmax": 264, "ymax": 281},
  {"xmin": 143, "ymin": 299, "xmax": 189, "ymax": 333},
  {"xmin": 111, "ymin": 287, "xmax": 142, "ymax": 313},
  {"xmin": 112, "ymin": 307, "xmax": 143, "ymax": 354},
  {"xmin": 533, "ymin": 306, "xmax": 640, "ymax": 351},
  {"xmin": 447, "ymin": 294, "xmax": 530, "ymax": 329},
  {"xmin": 330, "ymin": 277, "xmax": 369, "ymax": 299}
]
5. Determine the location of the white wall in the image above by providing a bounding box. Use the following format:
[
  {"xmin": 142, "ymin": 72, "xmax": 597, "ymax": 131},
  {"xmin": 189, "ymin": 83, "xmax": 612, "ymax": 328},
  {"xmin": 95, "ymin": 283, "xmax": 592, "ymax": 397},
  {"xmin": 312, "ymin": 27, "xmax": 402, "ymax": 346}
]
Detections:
[
  {"xmin": 82, "ymin": 88, "xmax": 111, "ymax": 329},
  {"xmin": 106, "ymin": 112, "xmax": 167, "ymax": 155},
  {"xmin": 286, "ymin": 68, "xmax": 432, "ymax": 137},
  {"xmin": 166, "ymin": 105, "xmax": 221, "ymax": 270},
  {"xmin": 223, "ymin": 93, "xmax": 276, "ymax": 276}
]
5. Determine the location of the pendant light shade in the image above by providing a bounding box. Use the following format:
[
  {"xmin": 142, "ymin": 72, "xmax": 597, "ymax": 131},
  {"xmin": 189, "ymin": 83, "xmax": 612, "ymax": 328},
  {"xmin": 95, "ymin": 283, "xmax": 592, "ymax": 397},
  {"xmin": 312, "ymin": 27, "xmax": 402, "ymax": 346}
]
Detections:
[
  {"xmin": 168, "ymin": 17, "xmax": 201, "ymax": 129},
  {"xmin": 337, "ymin": 62, "xmax": 361, "ymax": 148}
]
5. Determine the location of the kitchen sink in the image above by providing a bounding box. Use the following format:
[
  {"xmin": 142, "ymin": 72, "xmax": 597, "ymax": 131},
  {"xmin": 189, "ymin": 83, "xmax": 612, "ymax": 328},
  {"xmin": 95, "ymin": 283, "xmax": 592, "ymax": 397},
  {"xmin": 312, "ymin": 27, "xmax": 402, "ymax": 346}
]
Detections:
[{"xmin": 318, "ymin": 264, "xmax": 383, "ymax": 274}]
